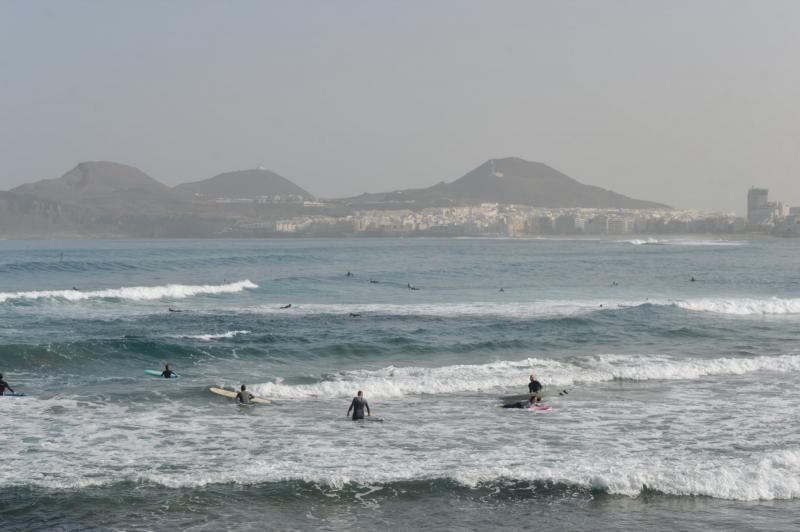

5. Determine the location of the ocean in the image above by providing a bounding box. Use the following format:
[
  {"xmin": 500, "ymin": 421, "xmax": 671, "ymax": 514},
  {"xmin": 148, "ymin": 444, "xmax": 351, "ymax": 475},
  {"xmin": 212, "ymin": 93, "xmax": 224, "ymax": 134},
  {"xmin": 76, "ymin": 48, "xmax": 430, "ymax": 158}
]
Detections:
[{"xmin": 1, "ymin": 237, "xmax": 799, "ymax": 531}]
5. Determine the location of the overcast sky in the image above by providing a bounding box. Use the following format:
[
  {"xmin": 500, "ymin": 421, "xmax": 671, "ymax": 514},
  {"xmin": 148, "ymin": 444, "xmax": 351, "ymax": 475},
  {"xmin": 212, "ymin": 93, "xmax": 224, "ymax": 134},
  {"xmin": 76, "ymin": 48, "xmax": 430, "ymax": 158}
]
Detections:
[{"xmin": 2, "ymin": 1, "xmax": 799, "ymax": 213}]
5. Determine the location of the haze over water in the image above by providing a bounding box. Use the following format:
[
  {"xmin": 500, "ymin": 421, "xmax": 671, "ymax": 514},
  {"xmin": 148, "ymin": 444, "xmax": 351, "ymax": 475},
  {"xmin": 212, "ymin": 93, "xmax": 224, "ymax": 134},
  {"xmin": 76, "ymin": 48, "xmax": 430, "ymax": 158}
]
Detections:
[{"xmin": 2, "ymin": 237, "xmax": 800, "ymax": 530}]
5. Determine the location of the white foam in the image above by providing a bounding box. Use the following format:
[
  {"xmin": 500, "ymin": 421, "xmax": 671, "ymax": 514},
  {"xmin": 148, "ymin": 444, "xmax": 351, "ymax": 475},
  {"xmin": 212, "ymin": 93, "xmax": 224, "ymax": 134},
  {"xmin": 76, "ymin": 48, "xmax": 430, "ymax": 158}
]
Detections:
[
  {"xmin": 251, "ymin": 353, "xmax": 800, "ymax": 399},
  {"xmin": 0, "ymin": 280, "xmax": 258, "ymax": 303},
  {"xmin": 671, "ymin": 297, "xmax": 800, "ymax": 315},
  {"xmin": 178, "ymin": 330, "xmax": 251, "ymax": 341},
  {"xmin": 622, "ymin": 238, "xmax": 746, "ymax": 247}
]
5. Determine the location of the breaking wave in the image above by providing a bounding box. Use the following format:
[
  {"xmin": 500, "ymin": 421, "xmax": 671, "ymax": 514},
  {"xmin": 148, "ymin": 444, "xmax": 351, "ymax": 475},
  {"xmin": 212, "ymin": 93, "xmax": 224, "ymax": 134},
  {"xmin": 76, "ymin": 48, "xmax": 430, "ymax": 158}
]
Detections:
[
  {"xmin": 671, "ymin": 297, "xmax": 800, "ymax": 316},
  {"xmin": 251, "ymin": 352, "xmax": 800, "ymax": 399},
  {"xmin": 0, "ymin": 280, "xmax": 258, "ymax": 303}
]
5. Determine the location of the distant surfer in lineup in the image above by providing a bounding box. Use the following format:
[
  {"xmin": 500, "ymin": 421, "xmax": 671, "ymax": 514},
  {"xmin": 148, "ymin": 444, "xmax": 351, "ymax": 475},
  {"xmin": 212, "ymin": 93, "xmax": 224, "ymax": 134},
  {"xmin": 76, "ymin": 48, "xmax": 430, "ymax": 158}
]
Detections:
[
  {"xmin": 236, "ymin": 385, "xmax": 254, "ymax": 404},
  {"xmin": 346, "ymin": 271, "xmax": 354, "ymax": 277},
  {"xmin": 280, "ymin": 304, "xmax": 292, "ymax": 309},
  {"xmin": 407, "ymin": 283, "xmax": 419, "ymax": 290},
  {"xmin": 0, "ymin": 373, "xmax": 14, "ymax": 395},
  {"xmin": 168, "ymin": 308, "xmax": 182, "ymax": 313},
  {"xmin": 161, "ymin": 364, "xmax": 176, "ymax": 379},
  {"xmin": 347, "ymin": 390, "xmax": 371, "ymax": 420}
]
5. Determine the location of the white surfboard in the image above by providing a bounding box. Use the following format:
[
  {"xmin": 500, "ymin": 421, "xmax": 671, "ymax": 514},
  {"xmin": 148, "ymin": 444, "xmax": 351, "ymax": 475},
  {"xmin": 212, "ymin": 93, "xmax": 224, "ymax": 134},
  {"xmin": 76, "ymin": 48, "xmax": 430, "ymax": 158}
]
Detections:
[{"xmin": 209, "ymin": 386, "xmax": 271, "ymax": 404}]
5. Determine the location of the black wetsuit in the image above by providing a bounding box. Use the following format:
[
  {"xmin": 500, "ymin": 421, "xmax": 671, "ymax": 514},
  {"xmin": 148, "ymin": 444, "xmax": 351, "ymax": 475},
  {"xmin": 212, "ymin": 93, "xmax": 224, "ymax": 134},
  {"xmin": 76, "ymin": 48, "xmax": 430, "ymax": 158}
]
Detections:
[
  {"xmin": 161, "ymin": 370, "xmax": 175, "ymax": 379},
  {"xmin": 348, "ymin": 396, "xmax": 369, "ymax": 420},
  {"xmin": 502, "ymin": 401, "xmax": 529, "ymax": 409},
  {"xmin": 0, "ymin": 379, "xmax": 14, "ymax": 395},
  {"xmin": 529, "ymin": 380, "xmax": 543, "ymax": 394}
]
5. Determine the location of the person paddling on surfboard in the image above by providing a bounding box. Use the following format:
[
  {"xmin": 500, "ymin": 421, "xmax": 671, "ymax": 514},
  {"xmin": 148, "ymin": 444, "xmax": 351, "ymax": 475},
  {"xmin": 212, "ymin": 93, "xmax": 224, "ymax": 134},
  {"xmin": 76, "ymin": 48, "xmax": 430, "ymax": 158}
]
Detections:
[
  {"xmin": 236, "ymin": 384, "xmax": 254, "ymax": 404},
  {"xmin": 347, "ymin": 390, "xmax": 371, "ymax": 420},
  {"xmin": 0, "ymin": 373, "xmax": 14, "ymax": 396},
  {"xmin": 503, "ymin": 396, "xmax": 539, "ymax": 409},
  {"xmin": 161, "ymin": 364, "xmax": 176, "ymax": 379}
]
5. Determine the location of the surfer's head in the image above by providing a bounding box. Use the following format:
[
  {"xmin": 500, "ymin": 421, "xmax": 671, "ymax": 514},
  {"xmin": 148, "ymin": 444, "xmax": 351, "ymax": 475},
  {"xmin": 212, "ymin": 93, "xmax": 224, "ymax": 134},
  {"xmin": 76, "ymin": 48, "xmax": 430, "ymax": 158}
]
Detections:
[
  {"xmin": 357, "ymin": 390, "xmax": 363, "ymax": 397},
  {"xmin": 530, "ymin": 374, "xmax": 535, "ymax": 381},
  {"xmin": 241, "ymin": 384, "xmax": 246, "ymax": 391}
]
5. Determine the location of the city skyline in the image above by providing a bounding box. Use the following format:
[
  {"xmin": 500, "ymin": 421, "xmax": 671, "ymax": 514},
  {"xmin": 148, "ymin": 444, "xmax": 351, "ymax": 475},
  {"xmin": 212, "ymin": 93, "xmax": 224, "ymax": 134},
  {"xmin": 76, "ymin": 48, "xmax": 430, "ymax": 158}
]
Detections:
[{"xmin": 3, "ymin": 1, "xmax": 800, "ymax": 213}]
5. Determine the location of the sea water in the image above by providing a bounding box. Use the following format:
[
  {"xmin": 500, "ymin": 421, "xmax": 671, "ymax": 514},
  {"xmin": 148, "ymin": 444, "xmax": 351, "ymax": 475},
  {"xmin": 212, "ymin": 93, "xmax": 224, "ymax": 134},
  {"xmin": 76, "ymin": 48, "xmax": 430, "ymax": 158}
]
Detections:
[{"xmin": 1, "ymin": 237, "xmax": 800, "ymax": 531}]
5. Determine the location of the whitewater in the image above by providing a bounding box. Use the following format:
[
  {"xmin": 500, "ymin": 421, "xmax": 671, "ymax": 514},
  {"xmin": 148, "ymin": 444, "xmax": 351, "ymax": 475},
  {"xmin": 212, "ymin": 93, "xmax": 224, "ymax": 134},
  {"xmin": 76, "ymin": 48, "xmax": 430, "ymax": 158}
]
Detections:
[{"xmin": 2, "ymin": 237, "xmax": 800, "ymax": 531}]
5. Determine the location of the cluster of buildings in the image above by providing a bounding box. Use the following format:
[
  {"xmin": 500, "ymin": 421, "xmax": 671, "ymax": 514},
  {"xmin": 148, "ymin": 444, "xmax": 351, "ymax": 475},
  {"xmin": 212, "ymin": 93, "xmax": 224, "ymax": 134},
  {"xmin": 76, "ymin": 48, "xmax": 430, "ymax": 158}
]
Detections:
[
  {"xmin": 242, "ymin": 188, "xmax": 800, "ymax": 238},
  {"xmin": 747, "ymin": 188, "xmax": 800, "ymax": 236}
]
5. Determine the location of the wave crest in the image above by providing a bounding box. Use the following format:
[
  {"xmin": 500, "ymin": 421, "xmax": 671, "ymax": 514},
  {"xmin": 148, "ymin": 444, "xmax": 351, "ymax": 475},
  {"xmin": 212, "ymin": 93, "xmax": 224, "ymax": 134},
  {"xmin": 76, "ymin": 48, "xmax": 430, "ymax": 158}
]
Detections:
[{"xmin": 0, "ymin": 280, "xmax": 258, "ymax": 303}]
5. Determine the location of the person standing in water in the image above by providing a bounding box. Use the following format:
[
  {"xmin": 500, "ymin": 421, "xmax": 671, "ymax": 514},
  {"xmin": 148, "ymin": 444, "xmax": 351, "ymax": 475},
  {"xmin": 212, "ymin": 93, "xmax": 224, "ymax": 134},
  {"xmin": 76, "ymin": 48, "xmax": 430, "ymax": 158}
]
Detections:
[
  {"xmin": 347, "ymin": 390, "xmax": 371, "ymax": 420},
  {"xmin": 529, "ymin": 374, "xmax": 543, "ymax": 395},
  {"xmin": 161, "ymin": 364, "xmax": 176, "ymax": 379},
  {"xmin": 0, "ymin": 373, "xmax": 14, "ymax": 396},
  {"xmin": 236, "ymin": 384, "xmax": 253, "ymax": 404}
]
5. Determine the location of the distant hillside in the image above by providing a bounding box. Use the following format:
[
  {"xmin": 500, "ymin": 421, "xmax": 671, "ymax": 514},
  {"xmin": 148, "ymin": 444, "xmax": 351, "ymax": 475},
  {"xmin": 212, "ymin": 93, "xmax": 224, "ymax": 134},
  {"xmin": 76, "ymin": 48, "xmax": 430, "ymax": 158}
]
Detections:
[
  {"xmin": 10, "ymin": 161, "xmax": 185, "ymax": 213},
  {"xmin": 347, "ymin": 157, "xmax": 670, "ymax": 210},
  {"xmin": 175, "ymin": 168, "xmax": 313, "ymax": 199}
]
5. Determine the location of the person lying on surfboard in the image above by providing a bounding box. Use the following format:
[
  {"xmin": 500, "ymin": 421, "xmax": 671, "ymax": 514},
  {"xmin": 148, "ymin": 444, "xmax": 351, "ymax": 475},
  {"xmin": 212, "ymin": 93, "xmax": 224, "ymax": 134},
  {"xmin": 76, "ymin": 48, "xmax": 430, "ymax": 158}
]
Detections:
[
  {"xmin": 161, "ymin": 364, "xmax": 176, "ymax": 379},
  {"xmin": 0, "ymin": 373, "xmax": 14, "ymax": 395},
  {"xmin": 503, "ymin": 396, "xmax": 539, "ymax": 409},
  {"xmin": 236, "ymin": 384, "xmax": 254, "ymax": 404}
]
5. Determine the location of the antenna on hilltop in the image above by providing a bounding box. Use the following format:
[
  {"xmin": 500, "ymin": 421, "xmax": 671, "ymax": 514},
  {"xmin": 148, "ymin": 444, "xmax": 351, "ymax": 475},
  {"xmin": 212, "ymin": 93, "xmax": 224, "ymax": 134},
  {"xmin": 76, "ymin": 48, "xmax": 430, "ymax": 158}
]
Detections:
[{"xmin": 490, "ymin": 158, "xmax": 504, "ymax": 178}]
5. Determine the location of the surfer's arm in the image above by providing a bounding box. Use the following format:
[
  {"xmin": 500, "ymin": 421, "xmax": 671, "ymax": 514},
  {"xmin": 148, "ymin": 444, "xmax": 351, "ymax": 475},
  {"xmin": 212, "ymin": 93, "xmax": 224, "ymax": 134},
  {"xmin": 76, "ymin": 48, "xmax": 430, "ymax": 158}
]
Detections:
[
  {"xmin": 346, "ymin": 399, "xmax": 354, "ymax": 416},
  {"xmin": 366, "ymin": 402, "xmax": 371, "ymax": 416}
]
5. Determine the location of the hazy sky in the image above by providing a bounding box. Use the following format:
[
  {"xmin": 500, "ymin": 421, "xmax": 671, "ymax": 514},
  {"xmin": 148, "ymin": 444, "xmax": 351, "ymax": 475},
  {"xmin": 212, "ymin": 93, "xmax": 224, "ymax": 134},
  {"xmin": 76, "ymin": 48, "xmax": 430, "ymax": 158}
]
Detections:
[{"xmin": 2, "ymin": 1, "xmax": 800, "ymax": 213}]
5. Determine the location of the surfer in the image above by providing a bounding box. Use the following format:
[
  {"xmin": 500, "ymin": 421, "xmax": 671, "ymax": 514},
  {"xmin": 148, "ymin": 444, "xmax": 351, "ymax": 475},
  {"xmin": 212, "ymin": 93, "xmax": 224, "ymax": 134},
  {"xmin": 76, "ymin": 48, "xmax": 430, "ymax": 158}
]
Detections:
[
  {"xmin": 280, "ymin": 304, "xmax": 292, "ymax": 309},
  {"xmin": 349, "ymin": 312, "xmax": 361, "ymax": 317},
  {"xmin": 503, "ymin": 397, "xmax": 538, "ymax": 409},
  {"xmin": 346, "ymin": 271, "xmax": 354, "ymax": 277},
  {"xmin": 0, "ymin": 373, "xmax": 14, "ymax": 395},
  {"xmin": 236, "ymin": 384, "xmax": 254, "ymax": 404},
  {"xmin": 168, "ymin": 308, "xmax": 182, "ymax": 313},
  {"xmin": 690, "ymin": 276, "xmax": 696, "ymax": 282},
  {"xmin": 347, "ymin": 390, "xmax": 371, "ymax": 420},
  {"xmin": 370, "ymin": 279, "xmax": 379, "ymax": 284},
  {"xmin": 161, "ymin": 364, "xmax": 176, "ymax": 379},
  {"xmin": 528, "ymin": 374, "xmax": 543, "ymax": 395}
]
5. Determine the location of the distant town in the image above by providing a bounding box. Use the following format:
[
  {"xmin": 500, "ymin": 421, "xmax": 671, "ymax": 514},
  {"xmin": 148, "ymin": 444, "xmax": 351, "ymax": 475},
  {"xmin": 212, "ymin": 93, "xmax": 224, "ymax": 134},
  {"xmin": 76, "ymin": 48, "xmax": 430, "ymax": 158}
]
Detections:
[
  {"xmin": 236, "ymin": 187, "xmax": 800, "ymax": 238},
  {"xmin": 1, "ymin": 158, "xmax": 798, "ymax": 238}
]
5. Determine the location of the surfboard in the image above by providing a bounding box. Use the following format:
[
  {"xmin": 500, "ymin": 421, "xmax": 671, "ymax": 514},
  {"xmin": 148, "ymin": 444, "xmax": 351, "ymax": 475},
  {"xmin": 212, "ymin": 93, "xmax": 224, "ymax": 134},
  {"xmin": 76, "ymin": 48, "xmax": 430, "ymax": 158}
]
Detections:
[
  {"xmin": 0, "ymin": 392, "xmax": 26, "ymax": 397},
  {"xmin": 529, "ymin": 405, "xmax": 551, "ymax": 411},
  {"xmin": 209, "ymin": 386, "xmax": 271, "ymax": 404},
  {"xmin": 144, "ymin": 369, "xmax": 179, "ymax": 379}
]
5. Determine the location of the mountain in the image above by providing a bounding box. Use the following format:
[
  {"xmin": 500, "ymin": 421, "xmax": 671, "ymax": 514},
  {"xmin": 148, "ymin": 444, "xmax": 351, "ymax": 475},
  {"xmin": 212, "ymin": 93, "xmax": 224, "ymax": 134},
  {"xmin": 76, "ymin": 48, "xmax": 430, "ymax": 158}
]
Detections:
[
  {"xmin": 175, "ymin": 168, "xmax": 313, "ymax": 199},
  {"xmin": 1, "ymin": 161, "xmax": 217, "ymax": 237},
  {"xmin": 347, "ymin": 157, "xmax": 670, "ymax": 210},
  {"xmin": 10, "ymin": 161, "xmax": 185, "ymax": 213}
]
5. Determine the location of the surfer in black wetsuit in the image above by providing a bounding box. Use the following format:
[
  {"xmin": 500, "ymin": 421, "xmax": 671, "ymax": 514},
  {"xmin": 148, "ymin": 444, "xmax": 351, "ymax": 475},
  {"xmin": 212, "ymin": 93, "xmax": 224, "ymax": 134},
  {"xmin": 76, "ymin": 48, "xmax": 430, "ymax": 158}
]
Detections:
[
  {"xmin": 529, "ymin": 374, "xmax": 543, "ymax": 394},
  {"xmin": 347, "ymin": 390, "xmax": 371, "ymax": 420},
  {"xmin": 236, "ymin": 384, "xmax": 253, "ymax": 404},
  {"xmin": 0, "ymin": 373, "xmax": 14, "ymax": 395},
  {"xmin": 161, "ymin": 364, "xmax": 176, "ymax": 379},
  {"xmin": 503, "ymin": 397, "xmax": 538, "ymax": 409},
  {"xmin": 280, "ymin": 304, "xmax": 292, "ymax": 309}
]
